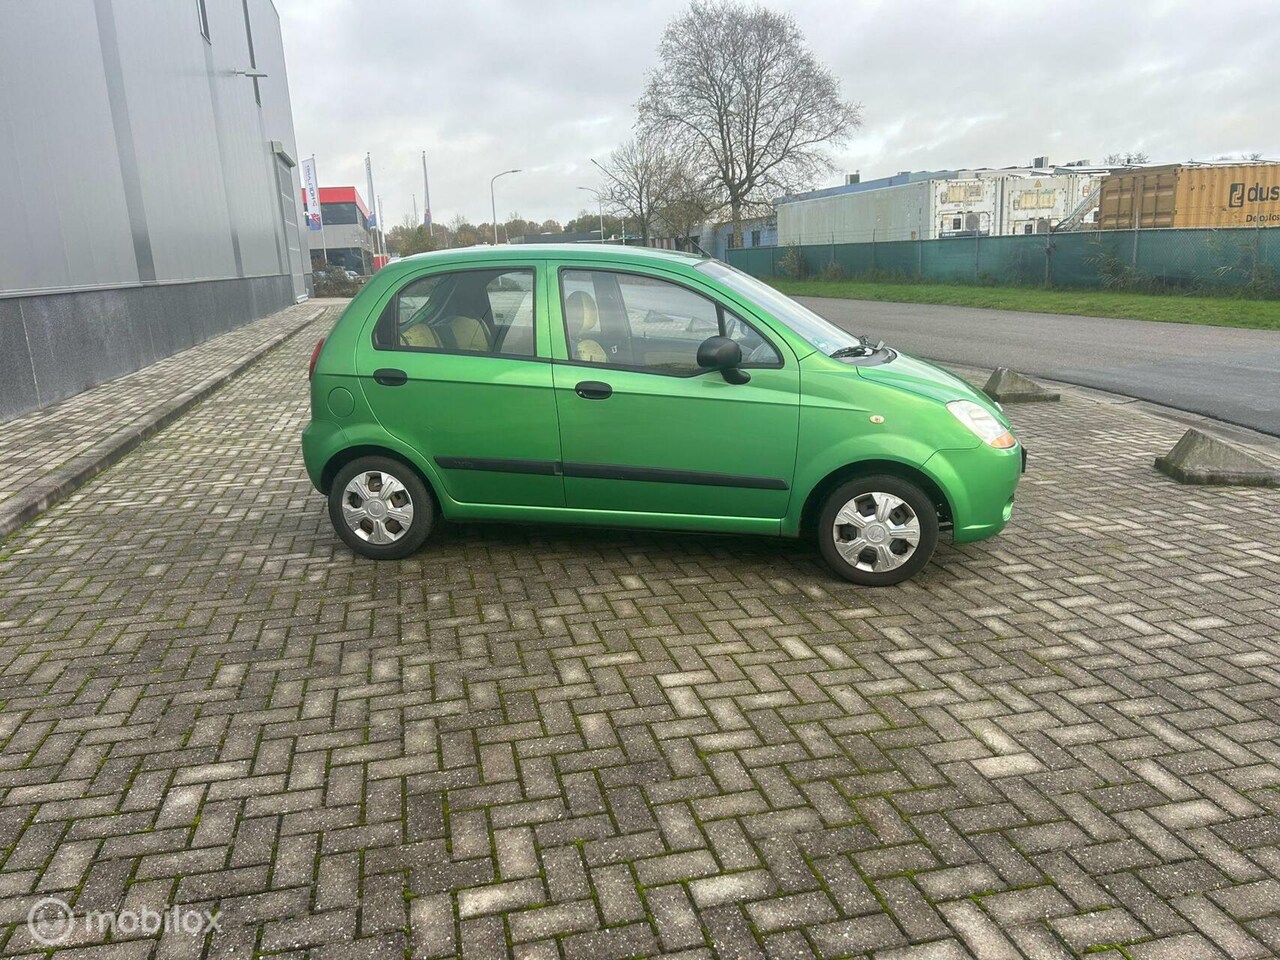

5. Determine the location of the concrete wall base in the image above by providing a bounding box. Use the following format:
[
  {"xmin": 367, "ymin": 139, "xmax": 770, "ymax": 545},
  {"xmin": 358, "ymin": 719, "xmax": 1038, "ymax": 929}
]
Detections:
[{"xmin": 1, "ymin": 274, "xmax": 294, "ymax": 422}]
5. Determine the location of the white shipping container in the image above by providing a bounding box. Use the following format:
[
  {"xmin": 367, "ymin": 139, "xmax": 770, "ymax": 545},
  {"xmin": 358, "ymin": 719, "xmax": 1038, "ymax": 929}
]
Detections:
[
  {"xmin": 777, "ymin": 181, "xmax": 930, "ymax": 245},
  {"xmin": 777, "ymin": 170, "xmax": 1105, "ymax": 245}
]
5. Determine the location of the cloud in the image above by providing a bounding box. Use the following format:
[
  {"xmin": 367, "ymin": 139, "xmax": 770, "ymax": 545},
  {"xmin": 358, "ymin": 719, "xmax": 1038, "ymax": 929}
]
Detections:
[{"xmin": 278, "ymin": 0, "xmax": 1280, "ymax": 228}]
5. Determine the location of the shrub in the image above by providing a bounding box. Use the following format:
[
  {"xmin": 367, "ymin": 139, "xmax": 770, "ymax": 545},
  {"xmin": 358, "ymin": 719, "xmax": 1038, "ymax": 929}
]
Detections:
[
  {"xmin": 819, "ymin": 260, "xmax": 847, "ymax": 282},
  {"xmin": 313, "ymin": 266, "xmax": 360, "ymax": 298},
  {"xmin": 778, "ymin": 245, "xmax": 808, "ymax": 279}
]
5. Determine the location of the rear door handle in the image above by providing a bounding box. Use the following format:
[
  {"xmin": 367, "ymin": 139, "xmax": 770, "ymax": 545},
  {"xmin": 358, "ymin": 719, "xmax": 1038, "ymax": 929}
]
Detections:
[
  {"xmin": 574, "ymin": 380, "xmax": 612, "ymax": 400},
  {"xmin": 373, "ymin": 368, "xmax": 407, "ymax": 386}
]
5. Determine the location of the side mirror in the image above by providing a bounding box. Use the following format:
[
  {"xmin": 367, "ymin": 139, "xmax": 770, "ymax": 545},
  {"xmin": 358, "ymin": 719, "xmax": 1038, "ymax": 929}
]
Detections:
[{"xmin": 696, "ymin": 335, "xmax": 751, "ymax": 384}]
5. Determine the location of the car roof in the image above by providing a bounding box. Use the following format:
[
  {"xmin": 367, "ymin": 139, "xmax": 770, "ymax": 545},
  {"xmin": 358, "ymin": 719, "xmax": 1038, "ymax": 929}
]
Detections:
[{"xmin": 393, "ymin": 244, "xmax": 708, "ymax": 270}]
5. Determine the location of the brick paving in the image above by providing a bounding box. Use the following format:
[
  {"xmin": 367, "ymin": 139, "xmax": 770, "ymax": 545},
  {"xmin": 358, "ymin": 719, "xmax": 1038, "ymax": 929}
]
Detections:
[
  {"xmin": 0, "ymin": 299, "xmax": 341, "ymax": 511},
  {"xmin": 0, "ymin": 323, "xmax": 1278, "ymax": 959}
]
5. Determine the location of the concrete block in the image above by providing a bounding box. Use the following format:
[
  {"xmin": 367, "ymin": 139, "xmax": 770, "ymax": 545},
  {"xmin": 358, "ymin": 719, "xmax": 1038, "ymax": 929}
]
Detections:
[
  {"xmin": 1155, "ymin": 428, "xmax": 1279, "ymax": 487},
  {"xmin": 983, "ymin": 367, "xmax": 1060, "ymax": 403}
]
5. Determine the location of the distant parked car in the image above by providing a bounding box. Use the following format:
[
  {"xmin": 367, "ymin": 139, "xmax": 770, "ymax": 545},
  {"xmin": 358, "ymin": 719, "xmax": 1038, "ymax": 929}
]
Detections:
[{"xmin": 302, "ymin": 245, "xmax": 1023, "ymax": 585}]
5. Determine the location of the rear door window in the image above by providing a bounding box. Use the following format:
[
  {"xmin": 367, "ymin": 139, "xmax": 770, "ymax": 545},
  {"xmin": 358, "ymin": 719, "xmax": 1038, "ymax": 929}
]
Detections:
[{"xmin": 374, "ymin": 268, "xmax": 537, "ymax": 357}]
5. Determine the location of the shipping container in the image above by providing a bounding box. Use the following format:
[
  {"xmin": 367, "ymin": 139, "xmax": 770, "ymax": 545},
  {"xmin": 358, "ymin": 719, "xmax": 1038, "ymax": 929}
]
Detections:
[
  {"xmin": 777, "ymin": 180, "xmax": 931, "ymax": 245},
  {"xmin": 1097, "ymin": 163, "xmax": 1280, "ymax": 229},
  {"xmin": 777, "ymin": 171, "xmax": 1102, "ymax": 245},
  {"xmin": 1176, "ymin": 164, "xmax": 1280, "ymax": 228}
]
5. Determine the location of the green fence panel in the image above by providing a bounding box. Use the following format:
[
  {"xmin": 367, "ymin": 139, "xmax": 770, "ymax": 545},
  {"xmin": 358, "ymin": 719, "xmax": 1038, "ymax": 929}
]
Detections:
[{"xmin": 728, "ymin": 227, "xmax": 1280, "ymax": 293}]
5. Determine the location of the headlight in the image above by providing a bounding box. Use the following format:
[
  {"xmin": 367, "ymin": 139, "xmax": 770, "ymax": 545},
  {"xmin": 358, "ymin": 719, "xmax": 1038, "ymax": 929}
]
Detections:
[{"xmin": 948, "ymin": 400, "xmax": 1017, "ymax": 448}]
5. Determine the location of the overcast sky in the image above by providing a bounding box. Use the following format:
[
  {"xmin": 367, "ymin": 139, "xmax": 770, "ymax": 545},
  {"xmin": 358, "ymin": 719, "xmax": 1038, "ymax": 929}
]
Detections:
[{"xmin": 278, "ymin": 0, "xmax": 1280, "ymax": 230}]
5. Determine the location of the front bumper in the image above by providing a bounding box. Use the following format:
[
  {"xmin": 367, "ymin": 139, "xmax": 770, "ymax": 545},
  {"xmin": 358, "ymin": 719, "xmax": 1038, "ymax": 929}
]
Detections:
[{"xmin": 924, "ymin": 443, "xmax": 1023, "ymax": 544}]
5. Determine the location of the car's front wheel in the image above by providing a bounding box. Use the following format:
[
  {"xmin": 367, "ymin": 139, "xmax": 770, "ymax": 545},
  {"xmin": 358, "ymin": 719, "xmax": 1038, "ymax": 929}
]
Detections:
[
  {"xmin": 328, "ymin": 456, "xmax": 434, "ymax": 559},
  {"xmin": 818, "ymin": 475, "xmax": 939, "ymax": 586}
]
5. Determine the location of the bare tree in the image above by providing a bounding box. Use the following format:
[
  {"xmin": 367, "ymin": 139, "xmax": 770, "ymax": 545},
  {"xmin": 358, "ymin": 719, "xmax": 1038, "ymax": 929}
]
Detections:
[
  {"xmin": 597, "ymin": 134, "xmax": 682, "ymax": 246},
  {"xmin": 639, "ymin": 0, "xmax": 860, "ymax": 246},
  {"xmin": 1103, "ymin": 151, "xmax": 1150, "ymax": 165},
  {"xmin": 656, "ymin": 163, "xmax": 722, "ymax": 252}
]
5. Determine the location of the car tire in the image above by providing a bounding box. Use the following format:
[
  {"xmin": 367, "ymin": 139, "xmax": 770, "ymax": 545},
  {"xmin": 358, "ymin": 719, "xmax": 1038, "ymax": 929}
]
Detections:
[
  {"xmin": 328, "ymin": 456, "xmax": 434, "ymax": 560},
  {"xmin": 817, "ymin": 475, "xmax": 939, "ymax": 586}
]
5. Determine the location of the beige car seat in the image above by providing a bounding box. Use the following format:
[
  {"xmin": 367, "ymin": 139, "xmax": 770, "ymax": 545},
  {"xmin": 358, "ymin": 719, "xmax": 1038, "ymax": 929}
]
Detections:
[
  {"xmin": 564, "ymin": 290, "xmax": 607, "ymax": 363},
  {"xmin": 400, "ymin": 323, "xmax": 441, "ymax": 348},
  {"xmin": 446, "ymin": 316, "xmax": 490, "ymax": 352},
  {"xmin": 399, "ymin": 316, "xmax": 490, "ymax": 352}
]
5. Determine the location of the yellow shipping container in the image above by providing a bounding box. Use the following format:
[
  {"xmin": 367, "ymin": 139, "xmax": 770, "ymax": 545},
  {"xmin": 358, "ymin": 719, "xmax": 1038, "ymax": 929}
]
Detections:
[{"xmin": 1097, "ymin": 163, "xmax": 1280, "ymax": 229}]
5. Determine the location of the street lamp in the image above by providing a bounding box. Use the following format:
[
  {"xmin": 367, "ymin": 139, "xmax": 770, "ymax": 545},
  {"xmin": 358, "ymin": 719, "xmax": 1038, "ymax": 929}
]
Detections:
[
  {"xmin": 588, "ymin": 158, "xmax": 624, "ymax": 243},
  {"xmin": 489, "ymin": 169, "xmax": 521, "ymax": 244},
  {"xmin": 577, "ymin": 186, "xmax": 604, "ymax": 243}
]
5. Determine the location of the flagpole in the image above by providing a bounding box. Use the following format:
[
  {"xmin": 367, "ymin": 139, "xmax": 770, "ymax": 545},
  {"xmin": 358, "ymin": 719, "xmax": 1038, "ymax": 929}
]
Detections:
[
  {"xmin": 377, "ymin": 196, "xmax": 386, "ymax": 256},
  {"xmin": 365, "ymin": 152, "xmax": 383, "ymax": 266},
  {"xmin": 422, "ymin": 150, "xmax": 433, "ymax": 235},
  {"xmin": 313, "ymin": 153, "xmax": 328, "ymax": 264}
]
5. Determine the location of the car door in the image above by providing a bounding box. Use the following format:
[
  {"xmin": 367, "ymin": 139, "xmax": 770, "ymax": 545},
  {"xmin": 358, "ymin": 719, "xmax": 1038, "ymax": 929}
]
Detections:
[
  {"xmin": 356, "ymin": 263, "xmax": 564, "ymax": 507},
  {"xmin": 551, "ymin": 264, "xmax": 799, "ymax": 520}
]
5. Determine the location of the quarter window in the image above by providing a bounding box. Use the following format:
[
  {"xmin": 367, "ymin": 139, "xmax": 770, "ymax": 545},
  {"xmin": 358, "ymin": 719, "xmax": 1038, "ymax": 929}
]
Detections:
[
  {"xmin": 560, "ymin": 269, "xmax": 781, "ymax": 375},
  {"xmin": 375, "ymin": 268, "xmax": 536, "ymax": 357}
]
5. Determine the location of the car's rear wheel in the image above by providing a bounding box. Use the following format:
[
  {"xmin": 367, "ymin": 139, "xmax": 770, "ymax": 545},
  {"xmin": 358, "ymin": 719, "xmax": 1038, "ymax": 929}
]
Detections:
[
  {"xmin": 328, "ymin": 456, "xmax": 433, "ymax": 559},
  {"xmin": 818, "ymin": 475, "xmax": 938, "ymax": 586}
]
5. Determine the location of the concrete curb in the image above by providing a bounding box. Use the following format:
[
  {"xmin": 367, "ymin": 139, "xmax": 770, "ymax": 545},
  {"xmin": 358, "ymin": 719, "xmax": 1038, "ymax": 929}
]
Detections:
[
  {"xmin": 937, "ymin": 359, "xmax": 1280, "ymax": 467},
  {"xmin": 0, "ymin": 307, "xmax": 324, "ymax": 542}
]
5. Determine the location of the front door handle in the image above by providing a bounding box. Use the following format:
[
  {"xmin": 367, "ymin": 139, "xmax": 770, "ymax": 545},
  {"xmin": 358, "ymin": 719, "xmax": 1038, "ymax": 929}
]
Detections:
[
  {"xmin": 373, "ymin": 368, "xmax": 407, "ymax": 386},
  {"xmin": 575, "ymin": 380, "xmax": 612, "ymax": 400}
]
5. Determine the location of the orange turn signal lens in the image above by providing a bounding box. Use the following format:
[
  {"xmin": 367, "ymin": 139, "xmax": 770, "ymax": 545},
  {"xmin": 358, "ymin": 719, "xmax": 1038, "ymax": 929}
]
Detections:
[{"xmin": 990, "ymin": 432, "xmax": 1017, "ymax": 449}]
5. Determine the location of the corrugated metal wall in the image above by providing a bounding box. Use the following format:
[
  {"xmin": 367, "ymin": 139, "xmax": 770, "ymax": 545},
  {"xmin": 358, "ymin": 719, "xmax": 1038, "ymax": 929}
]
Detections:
[
  {"xmin": 0, "ymin": 0, "xmax": 308, "ymax": 421},
  {"xmin": 777, "ymin": 181, "xmax": 931, "ymax": 245},
  {"xmin": 1097, "ymin": 164, "xmax": 1280, "ymax": 230},
  {"xmin": 0, "ymin": 0, "xmax": 306, "ymax": 298}
]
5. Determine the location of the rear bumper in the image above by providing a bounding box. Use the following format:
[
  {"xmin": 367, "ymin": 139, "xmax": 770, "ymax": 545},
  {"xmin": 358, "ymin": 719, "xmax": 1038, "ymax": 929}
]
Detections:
[
  {"xmin": 924, "ymin": 443, "xmax": 1023, "ymax": 544},
  {"xmin": 301, "ymin": 418, "xmax": 347, "ymax": 492}
]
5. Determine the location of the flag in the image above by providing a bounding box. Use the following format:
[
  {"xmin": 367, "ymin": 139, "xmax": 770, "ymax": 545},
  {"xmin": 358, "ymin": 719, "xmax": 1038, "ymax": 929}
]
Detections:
[{"xmin": 301, "ymin": 158, "xmax": 323, "ymax": 232}]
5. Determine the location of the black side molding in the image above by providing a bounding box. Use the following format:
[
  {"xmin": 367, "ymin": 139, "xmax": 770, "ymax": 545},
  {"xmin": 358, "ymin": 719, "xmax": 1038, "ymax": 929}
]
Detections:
[
  {"xmin": 435, "ymin": 456, "xmax": 559, "ymax": 476},
  {"xmin": 562, "ymin": 462, "xmax": 787, "ymax": 490},
  {"xmin": 436, "ymin": 457, "xmax": 788, "ymax": 490}
]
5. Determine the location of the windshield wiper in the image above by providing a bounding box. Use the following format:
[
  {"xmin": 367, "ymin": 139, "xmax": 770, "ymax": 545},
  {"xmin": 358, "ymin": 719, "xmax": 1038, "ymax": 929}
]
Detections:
[{"xmin": 829, "ymin": 336, "xmax": 884, "ymax": 359}]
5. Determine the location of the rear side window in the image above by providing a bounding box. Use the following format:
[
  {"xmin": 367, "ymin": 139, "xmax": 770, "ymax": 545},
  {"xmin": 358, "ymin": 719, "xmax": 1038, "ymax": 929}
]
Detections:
[
  {"xmin": 374, "ymin": 268, "xmax": 536, "ymax": 357},
  {"xmin": 560, "ymin": 269, "xmax": 780, "ymax": 375}
]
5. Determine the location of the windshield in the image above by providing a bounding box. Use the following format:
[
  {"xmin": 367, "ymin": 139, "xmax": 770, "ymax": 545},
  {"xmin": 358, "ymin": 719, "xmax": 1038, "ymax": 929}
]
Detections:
[{"xmin": 696, "ymin": 259, "xmax": 862, "ymax": 356}]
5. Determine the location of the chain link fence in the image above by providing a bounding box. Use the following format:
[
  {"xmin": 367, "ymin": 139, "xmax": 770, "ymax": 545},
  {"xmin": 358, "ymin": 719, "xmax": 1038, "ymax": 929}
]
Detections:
[{"xmin": 726, "ymin": 227, "xmax": 1280, "ymax": 294}]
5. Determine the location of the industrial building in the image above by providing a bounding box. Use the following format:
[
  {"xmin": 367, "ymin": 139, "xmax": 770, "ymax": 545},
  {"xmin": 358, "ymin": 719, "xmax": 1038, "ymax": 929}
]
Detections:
[
  {"xmin": 311, "ymin": 187, "xmax": 376, "ymax": 274},
  {"xmin": 775, "ymin": 162, "xmax": 1110, "ymax": 246},
  {"xmin": 0, "ymin": 0, "xmax": 308, "ymax": 422},
  {"xmin": 651, "ymin": 217, "xmax": 777, "ymax": 259}
]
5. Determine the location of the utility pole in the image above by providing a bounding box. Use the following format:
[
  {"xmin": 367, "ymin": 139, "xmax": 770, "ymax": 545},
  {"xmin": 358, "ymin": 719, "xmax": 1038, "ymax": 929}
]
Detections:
[{"xmin": 412, "ymin": 193, "xmax": 418, "ymax": 227}]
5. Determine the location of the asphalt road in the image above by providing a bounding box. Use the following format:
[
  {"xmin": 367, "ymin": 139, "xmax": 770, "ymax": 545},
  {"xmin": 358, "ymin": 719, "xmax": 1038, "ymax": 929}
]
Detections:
[{"xmin": 799, "ymin": 296, "xmax": 1280, "ymax": 436}]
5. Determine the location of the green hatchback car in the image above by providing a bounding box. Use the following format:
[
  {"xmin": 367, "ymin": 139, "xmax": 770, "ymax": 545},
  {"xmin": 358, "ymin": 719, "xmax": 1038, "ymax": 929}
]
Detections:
[{"xmin": 302, "ymin": 245, "xmax": 1022, "ymax": 585}]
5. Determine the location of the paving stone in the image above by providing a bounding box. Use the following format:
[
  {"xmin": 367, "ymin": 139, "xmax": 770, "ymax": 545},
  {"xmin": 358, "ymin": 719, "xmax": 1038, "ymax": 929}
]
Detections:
[{"xmin": 1, "ymin": 314, "xmax": 1279, "ymax": 959}]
